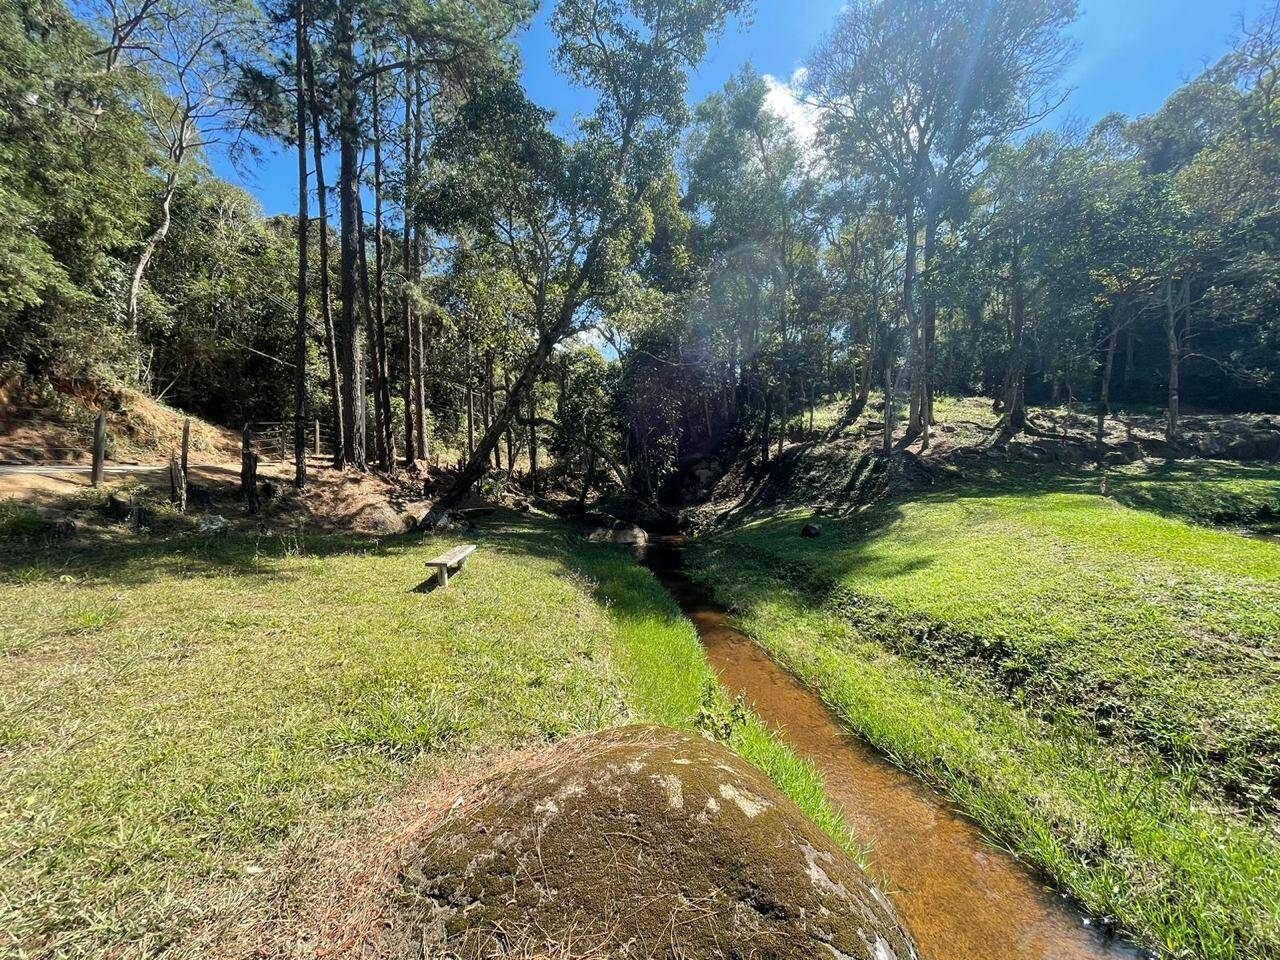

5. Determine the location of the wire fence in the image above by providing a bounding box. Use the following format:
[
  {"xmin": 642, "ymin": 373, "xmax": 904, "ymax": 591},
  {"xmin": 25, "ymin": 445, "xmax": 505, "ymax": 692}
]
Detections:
[
  {"xmin": 1, "ymin": 407, "xmax": 339, "ymax": 468},
  {"xmin": 241, "ymin": 420, "xmax": 338, "ymax": 463}
]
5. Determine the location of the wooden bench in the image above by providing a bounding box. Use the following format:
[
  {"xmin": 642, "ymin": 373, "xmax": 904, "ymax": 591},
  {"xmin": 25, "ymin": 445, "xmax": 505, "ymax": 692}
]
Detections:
[{"xmin": 425, "ymin": 544, "xmax": 476, "ymax": 588}]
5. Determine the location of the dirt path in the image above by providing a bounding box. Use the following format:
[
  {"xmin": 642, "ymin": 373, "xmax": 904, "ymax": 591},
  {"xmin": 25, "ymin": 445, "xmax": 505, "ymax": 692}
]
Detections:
[{"xmin": 0, "ymin": 459, "xmax": 297, "ymax": 507}]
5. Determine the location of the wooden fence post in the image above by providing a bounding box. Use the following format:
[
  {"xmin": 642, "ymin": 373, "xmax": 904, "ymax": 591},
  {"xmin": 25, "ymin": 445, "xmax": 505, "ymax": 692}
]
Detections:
[
  {"xmin": 314, "ymin": 418, "xmax": 321, "ymax": 457},
  {"xmin": 240, "ymin": 425, "xmax": 252, "ymax": 499},
  {"xmin": 181, "ymin": 417, "xmax": 190, "ymax": 481},
  {"xmin": 279, "ymin": 424, "xmax": 287, "ymax": 463},
  {"xmin": 246, "ymin": 452, "xmax": 260, "ymax": 514},
  {"xmin": 169, "ymin": 455, "xmax": 186, "ymax": 512},
  {"xmin": 240, "ymin": 424, "xmax": 261, "ymax": 514},
  {"xmin": 91, "ymin": 412, "xmax": 106, "ymax": 487}
]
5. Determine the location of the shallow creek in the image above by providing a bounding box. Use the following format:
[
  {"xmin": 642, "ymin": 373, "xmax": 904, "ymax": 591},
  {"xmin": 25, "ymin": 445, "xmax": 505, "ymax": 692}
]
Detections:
[{"xmin": 640, "ymin": 535, "xmax": 1146, "ymax": 960}]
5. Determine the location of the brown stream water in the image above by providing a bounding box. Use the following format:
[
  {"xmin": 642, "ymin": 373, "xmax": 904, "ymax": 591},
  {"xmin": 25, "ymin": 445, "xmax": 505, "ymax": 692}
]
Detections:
[{"xmin": 640, "ymin": 535, "xmax": 1147, "ymax": 960}]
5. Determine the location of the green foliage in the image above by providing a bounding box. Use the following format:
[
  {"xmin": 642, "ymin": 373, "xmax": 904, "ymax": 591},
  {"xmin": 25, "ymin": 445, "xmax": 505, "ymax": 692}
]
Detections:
[
  {"xmin": 0, "ymin": 500, "xmax": 50, "ymax": 538},
  {"xmin": 0, "ymin": 0, "xmax": 151, "ymax": 381}
]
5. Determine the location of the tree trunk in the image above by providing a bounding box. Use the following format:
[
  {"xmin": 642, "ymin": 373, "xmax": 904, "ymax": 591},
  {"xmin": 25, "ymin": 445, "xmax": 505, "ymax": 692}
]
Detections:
[
  {"xmin": 1165, "ymin": 277, "xmax": 1181, "ymax": 443},
  {"xmin": 528, "ymin": 386, "xmax": 538, "ymax": 494},
  {"xmin": 400, "ymin": 56, "xmax": 416, "ymax": 466},
  {"xmin": 438, "ymin": 325, "xmax": 561, "ymax": 509},
  {"xmin": 1096, "ymin": 304, "xmax": 1120, "ymax": 459},
  {"xmin": 303, "ymin": 28, "xmax": 343, "ymax": 466},
  {"xmin": 411, "ymin": 68, "xmax": 427, "ymax": 462},
  {"xmin": 356, "ymin": 193, "xmax": 383, "ymax": 466},
  {"xmin": 371, "ymin": 65, "xmax": 395, "ymax": 468},
  {"xmin": 882, "ymin": 353, "xmax": 894, "ymax": 456},
  {"xmin": 483, "ymin": 353, "xmax": 499, "ymax": 473},
  {"xmin": 127, "ymin": 163, "xmax": 181, "ymax": 337},
  {"xmin": 576, "ymin": 447, "xmax": 597, "ymax": 510},
  {"xmin": 293, "ymin": 0, "xmax": 309, "ymax": 489},
  {"xmin": 465, "ymin": 330, "xmax": 475, "ymax": 459},
  {"xmin": 336, "ymin": 0, "xmax": 365, "ymax": 469},
  {"xmin": 903, "ymin": 200, "xmax": 921, "ymax": 441},
  {"xmin": 1122, "ymin": 327, "xmax": 1135, "ymax": 393},
  {"xmin": 503, "ymin": 362, "xmax": 515, "ymax": 471},
  {"xmin": 1002, "ymin": 249, "xmax": 1028, "ymax": 436},
  {"xmin": 414, "ymin": 308, "xmax": 427, "ymax": 459},
  {"xmin": 437, "ymin": 243, "xmax": 604, "ymax": 507},
  {"xmin": 761, "ymin": 385, "xmax": 772, "ymax": 465},
  {"xmin": 917, "ymin": 208, "xmax": 938, "ymax": 449},
  {"xmin": 776, "ymin": 377, "xmax": 787, "ymax": 459}
]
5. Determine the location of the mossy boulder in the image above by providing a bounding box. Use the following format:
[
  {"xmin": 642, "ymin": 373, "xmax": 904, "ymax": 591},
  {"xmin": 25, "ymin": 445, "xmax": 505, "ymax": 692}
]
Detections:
[{"xmin": 392, "ymin": 724, "xmax": 918, "ymax": 959}]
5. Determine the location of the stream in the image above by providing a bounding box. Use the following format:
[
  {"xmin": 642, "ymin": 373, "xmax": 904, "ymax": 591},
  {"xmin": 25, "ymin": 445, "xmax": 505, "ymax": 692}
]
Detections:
[{"xmin": 640, "ymin": 535, "xmax": 1146, "ymax": 960}]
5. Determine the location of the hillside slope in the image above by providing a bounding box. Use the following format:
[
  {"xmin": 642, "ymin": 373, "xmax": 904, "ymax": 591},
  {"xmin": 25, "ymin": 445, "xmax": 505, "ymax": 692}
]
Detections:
[{"xmin": 0, "ymin": 379, "xmax": 238, "ymax": 465}]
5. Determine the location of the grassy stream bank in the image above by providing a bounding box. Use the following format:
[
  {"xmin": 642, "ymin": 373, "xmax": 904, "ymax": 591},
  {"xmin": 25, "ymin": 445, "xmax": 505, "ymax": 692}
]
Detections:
[{"xmin": 689, "ymin": 466, "xmax": 1280, "ymax": 960}]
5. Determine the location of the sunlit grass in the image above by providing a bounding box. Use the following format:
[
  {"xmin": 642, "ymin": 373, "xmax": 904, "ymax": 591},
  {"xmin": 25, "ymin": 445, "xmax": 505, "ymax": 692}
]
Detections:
[
  {"xmin": 692, "ymin": 469, "xmax": 1280, "ymax": 960},
  {"xmin": 0, "ymin": 515, "xmax": 843, "ymax": 958}
]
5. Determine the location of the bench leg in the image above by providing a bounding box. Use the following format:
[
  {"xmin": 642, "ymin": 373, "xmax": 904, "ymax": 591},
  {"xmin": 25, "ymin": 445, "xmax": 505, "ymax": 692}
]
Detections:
[{"xmin": 438, "ymin": 565, "xmax": 449, "ymax": 588}]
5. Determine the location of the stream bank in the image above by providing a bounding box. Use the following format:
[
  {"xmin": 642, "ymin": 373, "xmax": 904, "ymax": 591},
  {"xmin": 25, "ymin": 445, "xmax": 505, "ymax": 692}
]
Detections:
[{"xmin": 640, "ymin": 535, "xmax": 1146, "ymax": 960}]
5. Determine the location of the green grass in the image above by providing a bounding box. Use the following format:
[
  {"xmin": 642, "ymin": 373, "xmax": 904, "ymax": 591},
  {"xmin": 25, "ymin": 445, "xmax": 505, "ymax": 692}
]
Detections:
[
  {"xmin": 691, "ymin": 469, "xmax": 1280, "ymax": 960},
  {"xmin": 0, "ymin": 514, "xmax": 844, "ymax": 958},
  {"xmin": 0, "ymin": 499, "xmax": 52, "ymax": 537},
  {"xmin": 1108, "ymin": 460, "xmax": 1280, "ymax": 528}
]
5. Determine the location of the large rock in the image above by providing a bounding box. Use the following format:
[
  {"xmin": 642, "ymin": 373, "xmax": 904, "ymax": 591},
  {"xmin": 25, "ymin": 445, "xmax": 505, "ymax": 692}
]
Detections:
[
  {"xmin": 586, "ymin": 521, "xmax": 648, "ymax": 546},
  {"xmin": 391, "ymin": 725, "xmax": 918, "ymax": 960}
]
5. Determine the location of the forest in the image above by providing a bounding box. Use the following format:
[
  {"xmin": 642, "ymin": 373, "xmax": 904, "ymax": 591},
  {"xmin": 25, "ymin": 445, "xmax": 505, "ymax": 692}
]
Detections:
[
  {"xmin": 2, "ymin": 1, "xmax": 1280, "ymax": 959},
  {"xmin": 4, "ymin": 0, "xmax": 1279, "ymax": 501}
]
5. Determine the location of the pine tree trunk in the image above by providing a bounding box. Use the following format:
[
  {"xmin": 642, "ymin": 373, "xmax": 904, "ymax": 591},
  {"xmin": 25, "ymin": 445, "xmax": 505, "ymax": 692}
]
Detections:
[
  {"xmin": 411, "ymin": 70, "xmax": 427, "ymax": 462},
  {"xmin": 336, "ymin": 0, "xmax": 365, "ymax": 469},
  {"xmin": 356, "ymin": 194, "xmax": 383, "ymax": 466},
  {"xmin": 293, "ymin": 0, "xmax": 309, "ymax": 488},
  {"xmin": 400, "ymin": 56, "xmax": 416, "ymax": 466},
  {"xmin": 371, "ymin": 65, "xmax": 395, "ymax": 468},
  {"xmin": 303, "ymin": 29, "xmax": 343, "ymax": 467}
]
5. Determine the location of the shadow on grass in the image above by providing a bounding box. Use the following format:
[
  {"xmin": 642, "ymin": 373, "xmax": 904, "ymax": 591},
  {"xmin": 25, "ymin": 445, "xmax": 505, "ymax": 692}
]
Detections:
[
  {"xmin": 0, "ymin": 525, "xmax": 433, "ymax": 587},
  {"xmin": 0, "ymin": 509, "xmax": 647, "ymax": 621}
]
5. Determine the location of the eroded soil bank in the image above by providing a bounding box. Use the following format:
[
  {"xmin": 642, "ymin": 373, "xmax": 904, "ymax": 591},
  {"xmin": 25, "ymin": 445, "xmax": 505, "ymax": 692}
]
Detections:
[{"xmin": 641, "ymin": 535, "xmax": 1146, "ymax": 960}]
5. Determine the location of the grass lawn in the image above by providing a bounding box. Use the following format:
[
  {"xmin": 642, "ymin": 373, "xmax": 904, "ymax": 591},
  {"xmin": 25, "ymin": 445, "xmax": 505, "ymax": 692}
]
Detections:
[
  {"xmin": 692, "ymin": 467, "xmax": 1280, "ymax": 960},
  {"xmin": 0, "ymin": 509, "xmax": 842, "ymax": 959},
  {"xmin": 1108, "ymin": 459, "xmax": 1280, "ymax": 528}
]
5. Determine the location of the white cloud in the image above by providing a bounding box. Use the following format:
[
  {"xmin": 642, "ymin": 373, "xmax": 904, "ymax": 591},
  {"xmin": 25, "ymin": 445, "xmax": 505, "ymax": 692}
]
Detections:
[{"xmin": 762, "ymin": 68, "xmax": 820, "ymax": 149}]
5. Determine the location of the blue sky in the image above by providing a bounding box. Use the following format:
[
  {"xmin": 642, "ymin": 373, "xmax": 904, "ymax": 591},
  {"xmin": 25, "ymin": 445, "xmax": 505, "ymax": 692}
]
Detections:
[{"xmin": 220, "ymin": 0, "xmax": 1261, "ymax": 216}]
